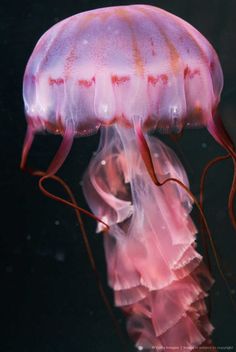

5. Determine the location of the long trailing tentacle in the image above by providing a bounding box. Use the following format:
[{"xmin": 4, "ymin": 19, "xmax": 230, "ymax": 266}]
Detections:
[
  {"xmin": 35, "ymin": 172, "xmax": 109, "ymax": 231},
  {"xmin": 134, "ymin": 120, "xmax": 236, "ymax": 309},
  {"xmin": 200, "ymin": 154, "xmax": 231, "ymax": 209},
  {"xmin": 207, "ymin": 114, "xmax": 236, "ymax": 231},
  {"xmin": 199, "ymin": 155, "xmax": 230, "ymax": 264},
  {"xmin": 199, "ymin": 153, "xmax": 230, "ymax": 317},
  {"xmin": 199, "ymin": 154, "xmax": 231, "ymax": 256},
  {"xmin": 31, "ymin": 170, "xmax": 129, "ymax": 351}
]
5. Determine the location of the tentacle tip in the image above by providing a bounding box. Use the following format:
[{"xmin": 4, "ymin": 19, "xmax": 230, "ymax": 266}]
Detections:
[
  {"xmin": 20, "ymin": 126, "xmax": 35, "ymax": 171},
  {"xmin": 20, "ymin": 156, "xmax": 26, "ymax": 171}
]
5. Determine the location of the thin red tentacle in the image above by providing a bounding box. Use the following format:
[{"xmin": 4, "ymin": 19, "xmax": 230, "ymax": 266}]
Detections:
[
  {"xmin": 31, "ymin": 170, "xmax": 129, "ymax": 351},
  {"xmin": 199, "ymin": 154, "xmax": 230, "ymax": 259},
  {"xmin": 207, "ymin": 114, "xmax": 236, "ymax": 231},
  {"xmin": 46, "ymin": 123, "xmax": 74, "ymax": 175},
  {"xmin": 32, "ymin": 171, "xmax": 110, "ymax": 232},
  {"xmin": 20, "ymin": 126, "xmax": 35, "ymax": 170}
]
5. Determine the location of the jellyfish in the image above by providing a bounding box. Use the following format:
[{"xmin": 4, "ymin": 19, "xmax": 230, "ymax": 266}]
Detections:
[{"xmin": 21, "ymin": 4, "xmax": 235, "ymax": 351}]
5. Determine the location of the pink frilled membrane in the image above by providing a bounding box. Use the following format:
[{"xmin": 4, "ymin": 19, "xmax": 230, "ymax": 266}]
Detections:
[{"xmin": 22, "ymin": 4, "xmax": 223, "ymax": 351}]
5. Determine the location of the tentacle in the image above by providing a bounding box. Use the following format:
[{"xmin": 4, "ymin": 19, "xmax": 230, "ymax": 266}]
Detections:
[
  {"xmin": 199, "ymin": 154, "xmax": 231, "ymax": 252},
  {"xmin": 134, "ymin": 120, "xmax": 161, "ymax": 186},
  {"xmin": 32, "ymin": 171, "xmax": 128, "ymax": 351},
  {"xmin": 200, "ymin": 154, "xmax": 231, "ymax": 208},
  {"xmin": 32, "ymin": 170, "xmax": 109, "ymax": 232},
  {"xmin": 20, "ymin": 125, "xmax": 35, "ymax": 170},
  {"xmin": 20, "ymin": 121, "xmax": 109, "ymax": 231},
  {"xmin": 199, "ymin": 154, "xmax": 230, "ymax": 317},
  {"xmin": 207, "ymin": 114, "xmax": 236, "ymax": 231},
  {"xmin": 207, "ymin": 114, "xmax": 235, "ymax": 152},
  {"xmin": 46, "ymin": 122, "xmax": 75, "ymax": 175},
  {"xmin": 21, "ymin": 121, "xmax": 74, "ymax": 176}
]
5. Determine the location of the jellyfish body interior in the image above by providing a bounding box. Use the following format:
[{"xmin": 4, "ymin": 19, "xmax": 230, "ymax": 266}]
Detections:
[{"xmin": 21, "ymin": 5, "xmax": 235, "ymax": 351}]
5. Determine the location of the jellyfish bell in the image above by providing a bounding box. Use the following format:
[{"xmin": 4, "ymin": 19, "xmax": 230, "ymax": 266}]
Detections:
[{"xmin": 21, "ymin": 4, "xmax": 224, "ymax": 175}]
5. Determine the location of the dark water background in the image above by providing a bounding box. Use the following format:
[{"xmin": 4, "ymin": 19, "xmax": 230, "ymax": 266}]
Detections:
[{"xmin": 1, "ymin": 0, "xmax": 236, "ymax": 351}]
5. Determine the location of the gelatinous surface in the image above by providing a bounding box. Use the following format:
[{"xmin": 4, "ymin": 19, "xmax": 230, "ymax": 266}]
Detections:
[{"xmin": 23, "ymin": 5, "xmax": 223, "ymax": 136}]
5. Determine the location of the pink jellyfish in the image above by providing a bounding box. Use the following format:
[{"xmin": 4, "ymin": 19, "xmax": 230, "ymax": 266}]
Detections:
[{"xmin": 21, "ymin": 4, "xmax": 235, "ymax": 351}]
